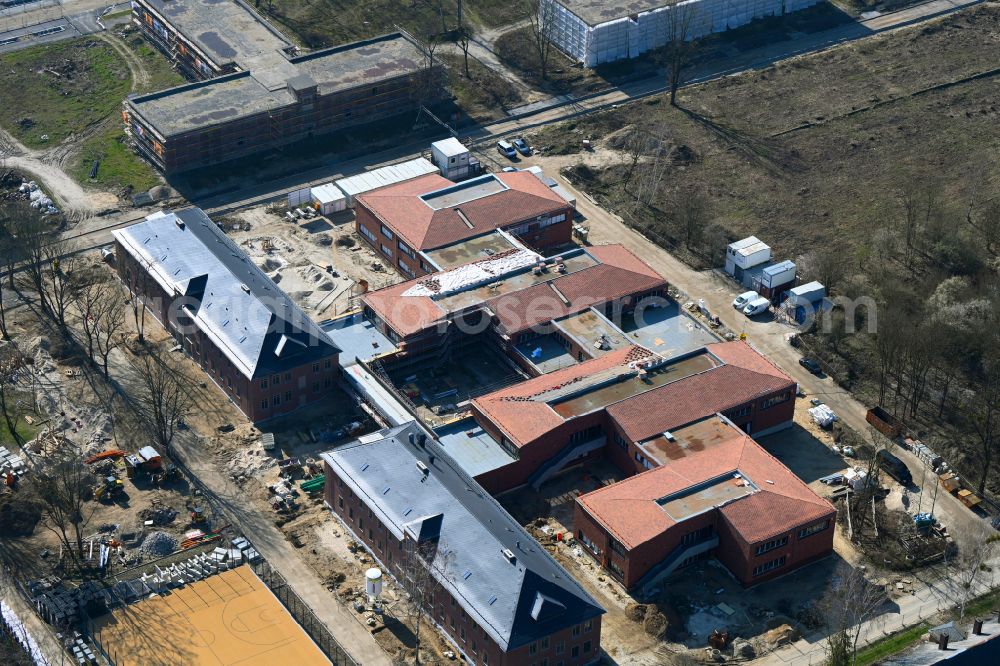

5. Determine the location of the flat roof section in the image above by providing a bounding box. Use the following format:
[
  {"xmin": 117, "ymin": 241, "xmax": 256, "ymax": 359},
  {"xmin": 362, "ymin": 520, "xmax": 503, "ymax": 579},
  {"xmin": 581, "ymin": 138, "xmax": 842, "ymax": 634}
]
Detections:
[
  {"xmin": 128, "ymin": 33, "xmax": 426, "ymax": 139},
  {"xmin": 321, "ymin": 312, "xmax": 396, "ymax": 366},
  {"xmin": 433, "ymin": 418, "xmax": 516, "ymax": 477},
  {"xmin": 554, "ymin": 308, "xmax": 628, "ymax": 359},
  {"xmin": 551, "ymin": 352, "xmax": 719, "ymax": 418},
  {"xmin": 420, "ymin": 174, "xmax": 509, "ymax": 210},
  {"xmin": 556, "ymin": 0, "xmax": 678, "ymax": 27},
  {"xmin": 436, "ymin": 251, "xmax": 597, "ymax": 313},
  {"xmin": 657, "ymin": 471, "xmax": 758, "ymax": 521},
  {"xmin": 514, "ymin": 335, "xmax": 579, "ymax": 374},
  {"xmin": 92, "ymin": 566, "xmax": 328, "ymax": 666},
  {"xmin": 423, "ymin": 232, "xmax": 517, "ymax": 271},
  {"xmin": 141, "ymin": 0, "xmax": 291, "ymax": 70},
  {"xmin": 617, "ymin": 301, "xmax": 719, "ymax": 358},
  {"xmin": 638, "ymin": 414, "xmax": 741, "ymax": 466}
]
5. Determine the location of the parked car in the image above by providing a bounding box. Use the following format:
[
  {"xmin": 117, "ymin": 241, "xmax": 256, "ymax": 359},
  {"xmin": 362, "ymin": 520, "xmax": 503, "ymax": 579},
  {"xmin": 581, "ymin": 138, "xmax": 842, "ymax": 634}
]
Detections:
[
  {"xmin": 501, "ymin": 166, "xmax": 519, "ymax": 172},
  {"xmin": 513, "ymin": 137, "xmax": 532, "ymax": 156},
  {"xmin": 742, "ymin": 297, "xmax": 770, "ymax": 317},
  {"xmin": 876, "ymin": 450, "xmax": 913, "ymax": 486},
  {"xmin": 733, "ymin": 291, "xmax": 758, "ymax": 310},
  {"xmin": 497, "ymin": 140, "xmax": 517, "ymax": 160},
  {"xmin": 799, "ymin": 358, "xmax": 822, "ymax": 375}
]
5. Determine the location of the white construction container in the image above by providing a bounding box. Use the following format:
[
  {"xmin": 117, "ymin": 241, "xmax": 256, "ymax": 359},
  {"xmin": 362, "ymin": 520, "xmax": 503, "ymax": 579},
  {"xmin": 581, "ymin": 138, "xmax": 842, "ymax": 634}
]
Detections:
[
  {"xmin": 431, "ymin": 137, "xmax": 471, "ymax": 181},
  {"xmin": 725, "ymin": 236, "xmax": 771, "ymax": 282},
  {"xmin": 311, "ymin": 183, "xmax": 346, "ymax": 215},
  {"xmin": 336, "ymin": 158, "xmax": 439, "ymax": 207}
]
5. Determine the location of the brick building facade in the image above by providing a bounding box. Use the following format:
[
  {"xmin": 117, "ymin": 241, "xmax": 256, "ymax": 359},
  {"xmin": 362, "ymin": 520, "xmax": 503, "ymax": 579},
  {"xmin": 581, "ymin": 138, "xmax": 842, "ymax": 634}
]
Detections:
[
  {"xmin": 354, "ymin": 172, "xmax": 574, "ymax": 278},
  {"xmin": 322, "ymin": 424, "xmax": 604, "ymax": 666},
  {"xmin": 113, "ymin": 208, "xmax": 340, "ymax": 422}
]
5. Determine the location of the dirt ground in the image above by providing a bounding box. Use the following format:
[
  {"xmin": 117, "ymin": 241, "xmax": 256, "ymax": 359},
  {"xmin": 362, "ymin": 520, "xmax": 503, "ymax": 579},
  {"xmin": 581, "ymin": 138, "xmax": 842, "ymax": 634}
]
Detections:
[{"xmin": 226, "ymin": 205, "xmax": 402, "ymax": 321}]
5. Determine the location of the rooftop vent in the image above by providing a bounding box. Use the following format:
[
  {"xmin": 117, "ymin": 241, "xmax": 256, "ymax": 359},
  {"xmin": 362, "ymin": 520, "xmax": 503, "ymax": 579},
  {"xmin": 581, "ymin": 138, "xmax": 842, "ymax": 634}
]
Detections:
[
  {"xmin": 241, "ymin": 284, "xmax": 250, "ymax": 293},
  {"xmin": 501, "ymin": 548, "xmax": 516, "ymax": 564},
  {"xmin": 488, "ymin": 595, "xmax": 498, "ymax": 605},
  {"xmin": 416, "ymin": 461, "xmax": 429, "ymax": 475},
  {"xmin": 175, "ymin": 218, "xmax": 185, "ymax": 230},
  {"xmin": 664, "ymin": 431, "xmax": 676, "ymax": 442}
]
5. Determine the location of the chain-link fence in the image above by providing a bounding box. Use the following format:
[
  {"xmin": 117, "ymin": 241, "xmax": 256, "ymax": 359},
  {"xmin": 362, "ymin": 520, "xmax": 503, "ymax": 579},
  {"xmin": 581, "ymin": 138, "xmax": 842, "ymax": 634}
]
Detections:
[{"xmin": 248, "ymin": 557, "xmax": 359, "ymax": 666}]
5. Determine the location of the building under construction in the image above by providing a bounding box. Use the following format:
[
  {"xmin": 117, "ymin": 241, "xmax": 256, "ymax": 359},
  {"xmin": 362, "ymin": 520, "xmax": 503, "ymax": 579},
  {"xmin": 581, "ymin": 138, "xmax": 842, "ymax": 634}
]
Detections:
[{"xmin": 124, "ymin": 0, "xmax": 440, "ymax": 173}]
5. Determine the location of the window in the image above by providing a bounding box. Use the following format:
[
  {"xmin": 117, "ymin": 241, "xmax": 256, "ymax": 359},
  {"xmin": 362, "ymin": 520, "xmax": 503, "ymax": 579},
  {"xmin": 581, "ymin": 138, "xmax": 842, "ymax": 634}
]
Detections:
[
  {"xmin": 460, "ymin": 627, "xmax": 466, "ymax": 642},
  {"xmin": 313, "ymin": 382, "xmax": 320, "ymax": 392},
  {"xmin": 380, "ymin": 243, "xmax": 392, "ymax": 257},
  {"xmin": 397, "ymin": 242, "xmax": 415, "ymax": 259},
  {"xmin": 799, "ymin": 519, "xmax": 830, "ymax": 540},
  {"xmin": 272, "ymin": 374, "xmax": 280, "ymax": 385},
  {"xmin": 529, "ymin": 643, "xmax": 537, "ymax": 656},
  {"xmin": 313, "ymin": 363, "xmax": 320, "ymax": 373},
  {"xmin": 609, "ymin": 539, "xmax": 626, "ymax": 556},
  {"xmin": 609, "ymin": 560, "xmax": 624, "ymax": 578},
  {"xmin": 762, "ymin": 392, "xmax": 791, "ymax": 409},
  {"xmin": 570, "ymin": 425, "xmax": 602, "ymax": 443},
  {"xmin": 583, "ymin": 641, "xmax": 591, "ymax": 654},
  {"xmin": 753, "ymin": 556, "xmax": 787, "ymax": 577},
  {"xmin": 556, "ymin": 641, "xmax": 565, "ymax": 655},
  {"xmin": 541, "ymin": 638, "xmax": 549, "ymax": 651},
  {"xmin": 572, "ymin": 625, "xmax": 581, "ymax": 637},
  {"xmin": 756, "ymin": 536, "xmax": 789, "ymax": 556},
  {"xmin": 449, "ymin": 615, "xmax": 455, "ymax": 629},
  {"xmin": 348, "ymin": 508, "xmax": 354, "ymax": 519},
  {"xmin": 338, "ymin": 497, "xmax": 344, "ymax": 508},
  {"xmin": 613, "ymin": 432, "xmax": 627, "ymax": 450},
  {"xmin": 325, "ymin": 359, "xmax": 332, "ymax": 369},
  {"xmin": 285, "ymin": 390, "xmax": 292, "ymax": 403},
  {"xmin": 324, "ymin": 377, "xmax": 333, "ymax": 388},
  {"xmin": 508, "ymin": 222, "xmax": 530, "ymax": 235},
  {"xmin": 571, "ymin": 646, "xmax": 579, "ymax": 658},
  {"xmin": 272, "ymin": 395, "xmax": 280, "ymax": 406},
  {"xmin": 261, "ymin": 378, "xmax": 268, "ymax": 389},
  {"xmin": 726, "ymin": 404, "xmax": 752, "ymax": 419},
  {"xmin": 584, "ymin": 620, "xmax": 592, "ymax": 632},
  {"xmin": 359, "ymin": 517, "xmax": 364, "ymax": 530},
  {"xmin": 380, "ymin": 225, "xmax": 394, "ymax": 240},
  {"xmin": 260, "ymin": 400, "xmax": 268, "ymax": 410},
  {"xmin": 284, "ymin": 372, "xmax": 291, "ymax": 382},
  {"xmin": 360, "ymin": 226, "xmax": 376, "ymax": 243},
  {"xmin": 398, "ymin": 258, "xmax": 414, "ymax": 275},
  {"xmin": 539, "ymin": 213, "xmax": 566, "ymax": 228}
]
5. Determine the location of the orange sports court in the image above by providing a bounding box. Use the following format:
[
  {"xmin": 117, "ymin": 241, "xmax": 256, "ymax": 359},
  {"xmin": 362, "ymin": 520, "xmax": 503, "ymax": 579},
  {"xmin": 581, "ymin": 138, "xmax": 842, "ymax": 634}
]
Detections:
[{"xmin": 92, "ymin": 565, "xmax": 330, "ymax": 665}]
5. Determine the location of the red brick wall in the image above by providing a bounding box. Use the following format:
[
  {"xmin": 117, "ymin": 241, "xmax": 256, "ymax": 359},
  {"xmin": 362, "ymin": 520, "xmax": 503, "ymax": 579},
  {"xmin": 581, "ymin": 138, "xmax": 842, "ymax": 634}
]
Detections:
[
  {"xmin": 719, "ymin": 511, "xmax": 836, "ymax": 586},
  {"xmin": 323, "ymin": 461, "xmax": 602, "ymax": 666},
  {"xmin": 115, "ymin": 240, "xmax": 339, "ymax": 423}
]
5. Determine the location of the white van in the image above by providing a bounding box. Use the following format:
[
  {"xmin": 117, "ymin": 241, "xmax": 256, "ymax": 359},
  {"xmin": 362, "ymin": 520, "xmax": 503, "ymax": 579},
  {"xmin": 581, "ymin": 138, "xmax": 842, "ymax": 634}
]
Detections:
[{"xmin": 743, "ymin": 297, "xmax": 770, "ymax": 317}]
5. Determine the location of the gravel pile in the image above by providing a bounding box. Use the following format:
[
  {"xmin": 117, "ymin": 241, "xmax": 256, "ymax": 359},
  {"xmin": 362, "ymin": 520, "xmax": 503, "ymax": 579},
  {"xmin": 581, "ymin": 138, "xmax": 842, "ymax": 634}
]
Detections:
[{"xmin": 139, "ymin": 531, "xmax": 178, "ymax": 558}]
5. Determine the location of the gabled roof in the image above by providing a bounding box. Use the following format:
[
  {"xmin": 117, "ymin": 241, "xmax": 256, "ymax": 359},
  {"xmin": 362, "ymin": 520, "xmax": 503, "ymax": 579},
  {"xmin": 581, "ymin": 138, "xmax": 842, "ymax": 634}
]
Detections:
[
  {"xmin": 576, "ymin": 418, "xmax": 834, "ymax": 549},
  {"xmin": 113, "ymin": 208, "xmax": 339, "ymax": 379},
  {"xmin": 356, "ymin": 171, "xmax": 569, "ymax": 251},
  {"xmin": 322, "ymin": 423, "xmax": 603, "ymax": 652},
  {"xmin": 472, "ymin": 341, "xmax": 793, "ymax": 448},
  {"xmin": 362, "ymin": 244, "xmax": 666, "ymax": 340},
  {"xmin": 606, "ymin": 342, "xmax": 795, "ymax": 442}
]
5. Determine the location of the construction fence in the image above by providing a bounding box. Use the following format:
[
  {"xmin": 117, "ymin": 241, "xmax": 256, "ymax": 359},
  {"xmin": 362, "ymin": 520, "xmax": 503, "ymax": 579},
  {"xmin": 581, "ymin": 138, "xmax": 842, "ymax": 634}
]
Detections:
[{"xmin": 248, "ymin": 557, "xmax": 359, "ymax": 666}]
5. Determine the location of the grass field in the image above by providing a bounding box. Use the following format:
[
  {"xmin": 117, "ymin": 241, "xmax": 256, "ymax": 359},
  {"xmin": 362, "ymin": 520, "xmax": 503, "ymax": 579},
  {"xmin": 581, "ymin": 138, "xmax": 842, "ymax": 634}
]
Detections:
[
  {"xmin": 533, "ymin": 4, "xmax": 1000, "ymax": 263},
  {"xmin": 264, "ymin": 0, "xmax": 526, "ymax": 49},
  {"xmin": 0, "ymin": 39, "xmax": 132, "ymax": 149},
  {"xmin": 440, "ymin": 51, "xmax": 522, "ymax": 121}
]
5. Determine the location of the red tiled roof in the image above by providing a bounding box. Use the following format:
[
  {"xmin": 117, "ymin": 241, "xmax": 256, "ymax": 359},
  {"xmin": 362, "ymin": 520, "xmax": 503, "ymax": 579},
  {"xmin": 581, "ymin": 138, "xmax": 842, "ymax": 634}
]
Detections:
[
  {"xmin": 577, "ymin": 423, "xmax": 833, "ymax": 549},
  {"xmin": 472, "ymin": 346, "xmax": 653, "ymax": 446},
  {"xmin": 362, "ymin": 244, "xmax": 667, "ymax": 340},
  {"xmin": 356, "ymin": 171, "xmax": 569, "ymax": 251},
  {"xmin": 606, "ymin": 343, "xmax": 796, "ymax": 442}
]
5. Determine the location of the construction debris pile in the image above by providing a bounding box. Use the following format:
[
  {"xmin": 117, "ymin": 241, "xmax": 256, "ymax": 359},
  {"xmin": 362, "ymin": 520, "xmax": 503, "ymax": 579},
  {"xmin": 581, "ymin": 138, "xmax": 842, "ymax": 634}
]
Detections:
[{"xmin": 137, "ymin": 531, "xmax": 177, "ymax": 559}]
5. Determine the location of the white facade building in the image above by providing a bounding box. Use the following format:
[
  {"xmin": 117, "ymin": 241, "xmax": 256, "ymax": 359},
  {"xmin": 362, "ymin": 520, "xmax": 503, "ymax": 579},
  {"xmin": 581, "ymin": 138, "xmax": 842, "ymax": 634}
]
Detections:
[{"xmin": 543, "ymin": 0, "xmax": 822, "ymax": 67}]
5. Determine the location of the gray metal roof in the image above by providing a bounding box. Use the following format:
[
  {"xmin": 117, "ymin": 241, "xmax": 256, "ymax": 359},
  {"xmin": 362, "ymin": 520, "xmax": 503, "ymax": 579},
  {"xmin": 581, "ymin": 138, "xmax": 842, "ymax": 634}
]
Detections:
[
  {"xmin": 113, "ymin": 208, "xmax": 339, "ymax": 379},
  {"xmin": 556, "ymin": 0, "xmax": 683, "ymax": 27},
  {"xmin": 762, "ymin": 259, "xmax": 796, "ymax": 276},
  {"xmin": 432, "ymin": 417, "xmax": 515, "ymax": 477},
  {"xmin": 322, "ymin": 423, "xmax": 603, "ymax": 652}
]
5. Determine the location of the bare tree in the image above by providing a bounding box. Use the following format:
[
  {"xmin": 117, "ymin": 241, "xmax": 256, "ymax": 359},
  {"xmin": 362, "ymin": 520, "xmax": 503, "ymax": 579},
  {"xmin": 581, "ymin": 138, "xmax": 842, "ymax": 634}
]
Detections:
[
  {"xmin": 526, "ymin": 0, "xmax": 556, "ymax": 81},
  {"xmin": 663, "ymin": 4, "xmax": 698, "ymax": 106},
  {"xmin": 0, "ymin": 345, "xmax": 25, "ymax": 444},
  {"xmin": 135, "ymin": 349, "xmax": 191, "ymax": 452},
  {"xmin": 954, "ymin": 528, "xmax": 1000, "ymax": 620},
  {"xmin": 823, "ymin": 563, "xmax": 888, "ymax": 666},
  {"xmin": 121, "ymin": 258, "xmax": 150, "ymax": 343},
  {"xmin": 676, "ymin": 189, "xmax": 710, "ymax": 249},
  {"xmin": 402, "ymin": 535, "xmax": 455, "ymax": 665},
  {"xmin": 77, "ymin": 273, "xmax": 126, "ymax": 377},
  {"xmin": 457, "ymin": 0, "xmax": 471, "ymax": 78},
  {"xmin": 964, "ymin": 350, "xmax": 1000, "ymax": 495},
  {"xmin": 0, "ymin": 277, "xmax": 9, "ymax": 341},
  {"xmin": 31, "ymin": 441, "xmax": 96, "ymax": 574}
]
